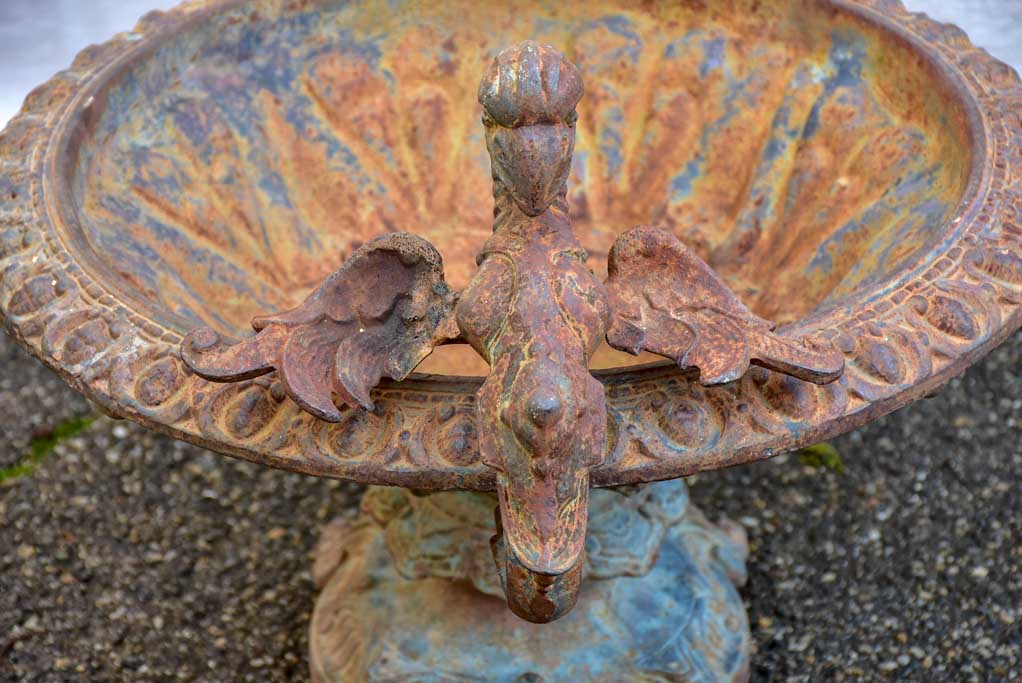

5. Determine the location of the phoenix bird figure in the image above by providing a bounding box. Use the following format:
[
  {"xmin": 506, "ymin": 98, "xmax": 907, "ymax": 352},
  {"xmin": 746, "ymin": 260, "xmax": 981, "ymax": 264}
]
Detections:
[{"xmin": 181, "ymin": 41, "xmax": 843, "ymax": 623}]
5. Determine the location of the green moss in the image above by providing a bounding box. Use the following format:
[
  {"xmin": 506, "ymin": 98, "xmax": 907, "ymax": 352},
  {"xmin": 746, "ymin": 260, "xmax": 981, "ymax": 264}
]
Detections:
[
  {"xmin": 0, "ymin": 416, "xmax": 96, "ymax": 483},
  {"xmin": 798, "ymin": 442, "xmax": 846, "ymax": 474}
]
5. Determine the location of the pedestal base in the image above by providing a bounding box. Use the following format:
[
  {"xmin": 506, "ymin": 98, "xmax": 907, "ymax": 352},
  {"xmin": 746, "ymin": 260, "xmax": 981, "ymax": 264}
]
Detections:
[{"xmin": 310, "ymin": 481, "xmax": 751, "ymax": 682}]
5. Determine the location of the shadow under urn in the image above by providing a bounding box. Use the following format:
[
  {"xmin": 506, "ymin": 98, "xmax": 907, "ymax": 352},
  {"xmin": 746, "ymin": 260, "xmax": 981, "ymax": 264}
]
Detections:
[{"xmin": 1, "ymin": 0, "xmax": 1021, "ymax": 681}]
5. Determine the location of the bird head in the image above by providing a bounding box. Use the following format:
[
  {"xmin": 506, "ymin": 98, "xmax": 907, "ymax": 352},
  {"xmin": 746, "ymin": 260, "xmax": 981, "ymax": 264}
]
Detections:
[{"xmin": 478, "ymin": 41, "xmax": 582, "ymax": 217}]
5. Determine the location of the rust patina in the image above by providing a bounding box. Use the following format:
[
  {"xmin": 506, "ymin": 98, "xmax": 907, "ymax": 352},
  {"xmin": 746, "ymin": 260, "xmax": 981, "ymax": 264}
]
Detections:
[
  {"xmin": 1, "ymin": 0, "xmax": 1021, "ymax": 632},
  {"xmin": 179, "ymin": 41, "xmax": 845, "ymax": 621}
]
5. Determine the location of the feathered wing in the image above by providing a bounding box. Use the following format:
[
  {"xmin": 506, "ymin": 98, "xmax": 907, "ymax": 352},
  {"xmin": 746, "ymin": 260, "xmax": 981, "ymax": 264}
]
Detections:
[
  {"xmin": 181, "ymin": 233, "xmax": 460, "ymax": 420},
  {"xmin": 605, "ymin": 226, "xmax": 843, "ymax": 386}
]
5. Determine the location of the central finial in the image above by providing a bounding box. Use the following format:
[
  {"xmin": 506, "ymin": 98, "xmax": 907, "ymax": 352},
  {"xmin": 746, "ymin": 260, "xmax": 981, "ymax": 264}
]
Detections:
[
  {"xmin": 478, "ymin": 41, "xmax": 583, "ymax": 217},
  {"xmin": 478, "ymin": 40, "xmax": 583, "ymax": 127}
]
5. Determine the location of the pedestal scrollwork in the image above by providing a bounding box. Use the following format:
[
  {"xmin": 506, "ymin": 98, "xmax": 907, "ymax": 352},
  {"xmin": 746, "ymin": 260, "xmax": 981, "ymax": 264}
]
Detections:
[{"xmin": 310, "ymin": 480, "xmax": 750, "ymax": 683}]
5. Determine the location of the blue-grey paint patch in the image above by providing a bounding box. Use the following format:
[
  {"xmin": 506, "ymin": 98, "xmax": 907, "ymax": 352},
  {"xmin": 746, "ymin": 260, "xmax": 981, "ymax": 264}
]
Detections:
[
  {"xmin": 342, "ymin": 480, "xmax": 749, "ymax": 681},
  {"xmin": 257, "ymin": 171, "xmax": 294, "ymax": 209},
  {"xmin": 664, "ymin": 36, "xmax": 762, "ymax": 202},
  {"xmin": 600, "ymin": 106, "xmax": 625, "ymax": 177},
  {"xmin": 803, "ymin": 30, "xmax": 866, "ymax": 139},
  {"xmin": 728, "ymin": 64, "xmax": 823, "ymax": 243},
  {"xmin": 699, "ymin": 37, "xmax": 726, "ymax": 79},
  {"xmin": 573, "ymin": 149, "xmax": 591, "ymax": 187},
  {"xmin": 810, "ymin": 162, "xmax": 949, "ymax": 289},
  {"xmin": 670, "ymin": 157, "xmax": 703, "ymax": 200},
  {"xmin": 583, "ymin": 14, "xmax": 642, "ymax": 64},
  {"xmin": 663, "ymin": 28, "xmax": 713, "ymax": 61}
]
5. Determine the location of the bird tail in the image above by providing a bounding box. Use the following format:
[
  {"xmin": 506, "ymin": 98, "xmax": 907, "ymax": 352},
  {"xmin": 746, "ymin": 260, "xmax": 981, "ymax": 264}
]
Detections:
[{"xmin": 750, "ymin": 332, "xmax": 844, "ymax": 385}]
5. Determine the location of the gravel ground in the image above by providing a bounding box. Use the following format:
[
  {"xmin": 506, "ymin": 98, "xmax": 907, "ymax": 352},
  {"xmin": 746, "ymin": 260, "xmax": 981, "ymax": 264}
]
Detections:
[{"xmin": 1, "ymin": 329, "xmax": 1018, "ymax": 682}]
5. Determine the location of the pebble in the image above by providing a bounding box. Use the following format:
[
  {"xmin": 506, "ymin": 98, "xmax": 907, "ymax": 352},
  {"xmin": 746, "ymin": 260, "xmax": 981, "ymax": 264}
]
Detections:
[{"xmin": 790, "ymin": 634, "xmax": 813, "ymax": 652}]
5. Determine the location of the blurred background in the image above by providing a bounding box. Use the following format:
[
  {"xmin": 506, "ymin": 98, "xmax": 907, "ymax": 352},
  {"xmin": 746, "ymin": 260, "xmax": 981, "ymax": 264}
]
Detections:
[{"xmin": 1, "ymin": 0, "xmax": 1021, "ymax": 127}]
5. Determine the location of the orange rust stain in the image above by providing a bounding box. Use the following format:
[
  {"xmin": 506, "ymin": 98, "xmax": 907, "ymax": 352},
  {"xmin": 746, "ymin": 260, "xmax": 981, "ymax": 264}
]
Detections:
[{"xmin": 72, "ymin": 0, "xmax": 972, "ymax": 373}]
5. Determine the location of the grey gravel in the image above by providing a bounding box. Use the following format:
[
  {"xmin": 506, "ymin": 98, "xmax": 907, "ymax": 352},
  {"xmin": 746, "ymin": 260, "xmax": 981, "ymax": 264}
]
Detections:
[
  {"xmin": 0, "ymin": 329, "xmax": 1019, "ymax": 682},
  {"xmin": 690, "ymin": 330, "xmax": 1022, "ymax": 682}
]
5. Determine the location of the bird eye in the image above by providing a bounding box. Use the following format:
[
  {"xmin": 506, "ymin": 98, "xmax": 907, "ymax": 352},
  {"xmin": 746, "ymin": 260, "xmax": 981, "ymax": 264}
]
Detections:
[{"xmin": 564, "ymin": 111, "xmax": 578, "ymax": 127}]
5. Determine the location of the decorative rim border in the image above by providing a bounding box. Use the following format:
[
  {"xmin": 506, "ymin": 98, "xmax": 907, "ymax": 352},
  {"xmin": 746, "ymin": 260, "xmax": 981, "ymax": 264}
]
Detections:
[{"xmin": 0, "ymin": 0, "xmax": 1019, "ymax": 490}]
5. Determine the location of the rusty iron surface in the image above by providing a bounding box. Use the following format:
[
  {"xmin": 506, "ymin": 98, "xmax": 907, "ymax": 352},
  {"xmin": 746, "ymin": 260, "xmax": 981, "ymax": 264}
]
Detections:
[
  {"xmin": 310, "ymin": 480, "xmax": 751, "ymax": 682},
  {"xmin": 63, "ymin": 0, "xmax": 975, "ymax": 339},
  {"xmin": 460, "ymin": 43, "xmax": 605, "ymax": 621},
  {"xmin": 172, "ymin": 40, "xmax": 847, "ymax": 620},
  {"xmin": 0, "ymin": 0, "xmax": 1020, "ymax": 498},
  {"xmin": 606, "ymin": 225, "xmax": 845, "ymax": 386}
]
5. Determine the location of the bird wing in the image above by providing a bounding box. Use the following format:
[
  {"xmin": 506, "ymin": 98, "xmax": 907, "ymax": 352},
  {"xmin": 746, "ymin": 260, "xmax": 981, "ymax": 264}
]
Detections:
[
  {"xmin": 605, "ymin": 226, "xmax": 843, "ymax": 386},
  {"xmin": 181, "ymin": 233, "xmax": 460, "ymax": 420}
]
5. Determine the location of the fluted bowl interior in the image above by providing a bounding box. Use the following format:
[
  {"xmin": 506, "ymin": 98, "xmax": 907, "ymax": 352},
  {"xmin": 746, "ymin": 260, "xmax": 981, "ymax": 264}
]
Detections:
[{"xmin": 67, "ymin": 0, "xmax": 973, "ymax": 375}]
